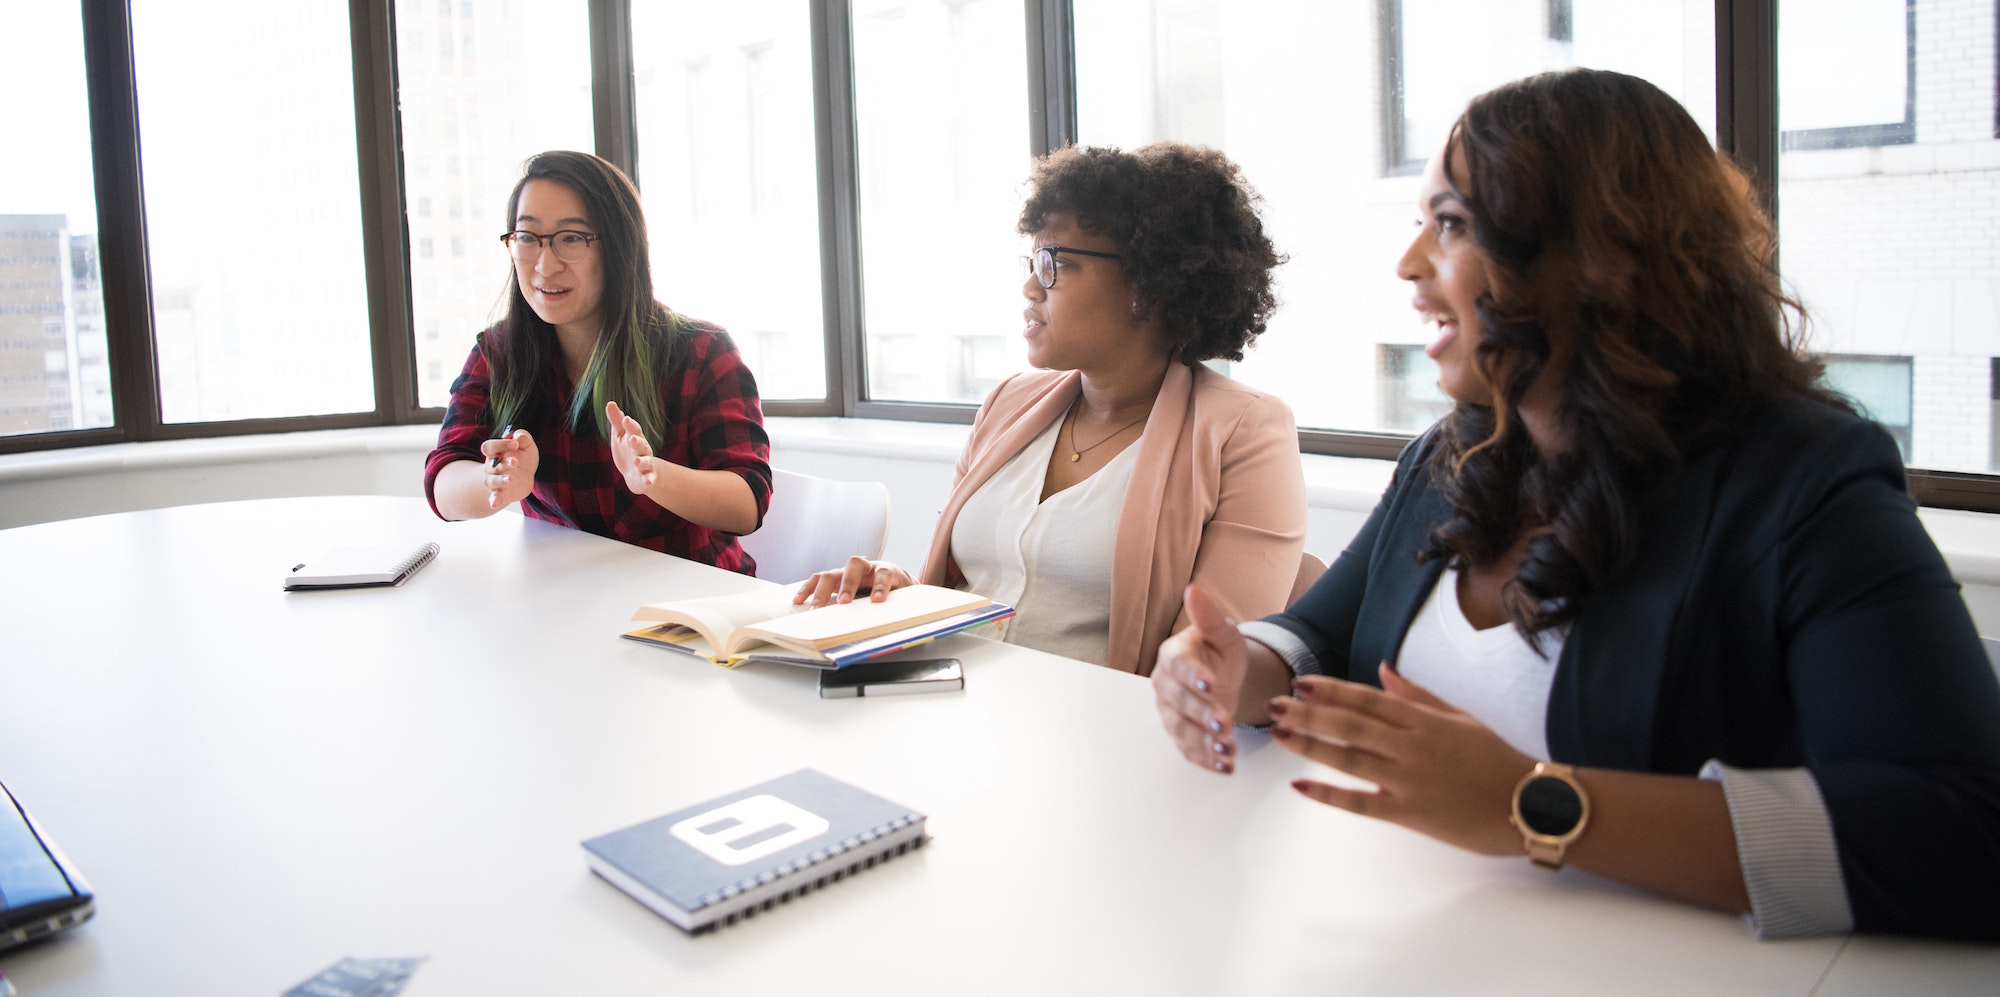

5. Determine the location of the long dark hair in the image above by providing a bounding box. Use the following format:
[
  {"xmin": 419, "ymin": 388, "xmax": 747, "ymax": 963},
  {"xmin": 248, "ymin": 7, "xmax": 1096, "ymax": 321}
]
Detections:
[
  {"xmin": 1424, "ymin": 69, "xmax": 1845, "ymax": 637},
  {"xmin": 484, "ymin": 150, "xmax": 679, "ymax": 447}
]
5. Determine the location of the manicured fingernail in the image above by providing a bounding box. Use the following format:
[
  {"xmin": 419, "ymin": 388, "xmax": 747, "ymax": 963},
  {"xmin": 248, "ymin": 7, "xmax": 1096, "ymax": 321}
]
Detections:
[
  {"xmin": 1195, "ymin": 678, "xmax": 1211, "ymax": 693},
  {"xmin": 1207, "ymin": 717, "xmax": 1224, "ymax": 733},
  {"xmin": 1267, "ymin": 699, "xmax": 1289, "ymax": 718},
  {"xmin": 1291, "ymin": 679, "xmax": 1309, "ymax": 697},
  {"xmin": 1290, "ymin": 779, "xmax": 1311, "ymax": 793},
  {"xmin": 1271, "ymin": 725, "xmax": 1293, "ymax": 741},
  {"xmin": 1215, "ymin": 761, "xmax": 1233, "ymax": 774},
  {"xmin": 1211, "ymin": 740, "xmax": 1230, "ymax": 754}
]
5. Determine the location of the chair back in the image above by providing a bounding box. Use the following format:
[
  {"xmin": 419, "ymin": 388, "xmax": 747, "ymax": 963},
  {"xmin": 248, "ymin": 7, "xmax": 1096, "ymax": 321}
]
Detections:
[
  {"xmin": 1290, "ymin": 552, "xmax": 1328, "ymax": 605},
  {"xmin": 1983, "ymin": 637, "xmax": 2000, "ymax": 681},
  {"xmin": 739, "ymin": 468, "xmax": 892, "ymax": 585}
]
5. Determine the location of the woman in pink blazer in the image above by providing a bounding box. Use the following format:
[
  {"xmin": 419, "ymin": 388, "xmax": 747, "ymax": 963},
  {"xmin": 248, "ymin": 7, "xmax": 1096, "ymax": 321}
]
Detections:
[{"xmin": 797, "ymin": 143, "xmax": 1305, "ymax": 677}]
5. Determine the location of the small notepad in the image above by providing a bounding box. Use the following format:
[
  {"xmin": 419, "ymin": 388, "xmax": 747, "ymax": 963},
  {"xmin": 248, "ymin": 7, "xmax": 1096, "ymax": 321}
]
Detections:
[{"xmin": 283, "ymin": 543, "xmax": 439, "ymax": 590}]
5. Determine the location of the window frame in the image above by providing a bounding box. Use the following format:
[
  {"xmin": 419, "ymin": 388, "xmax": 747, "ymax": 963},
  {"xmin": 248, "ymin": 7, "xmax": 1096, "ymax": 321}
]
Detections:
[{"xmin": 12, "ymin": 0, "xmax": 2000, "ymax": 513}]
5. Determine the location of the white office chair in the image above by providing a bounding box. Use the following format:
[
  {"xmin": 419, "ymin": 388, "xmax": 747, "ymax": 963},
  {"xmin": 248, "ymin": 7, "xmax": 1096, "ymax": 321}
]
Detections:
[{"xmin": 739, "ymin": 468, "xmax": 893, "ymax": 585}]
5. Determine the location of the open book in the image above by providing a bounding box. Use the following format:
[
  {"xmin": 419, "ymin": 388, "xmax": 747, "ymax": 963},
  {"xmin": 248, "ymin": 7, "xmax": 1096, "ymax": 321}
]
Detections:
[{"xmin": 622, "ymin": 583, "xmax": 1012, "ymax": 669}]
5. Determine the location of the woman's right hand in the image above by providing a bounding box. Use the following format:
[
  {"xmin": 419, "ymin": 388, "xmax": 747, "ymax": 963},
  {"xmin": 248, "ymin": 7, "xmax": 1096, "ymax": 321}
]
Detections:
[
  {"xmin": 1152, "ymin": 583, "xmax": 1249, "ymax": 774},
  {"xmin": 479, "ymin": 429, "xmax": 539, "ymax": 510},
  {"xmin": 793, "ymin": 556, "xmax": 915, "ymax": 608}
]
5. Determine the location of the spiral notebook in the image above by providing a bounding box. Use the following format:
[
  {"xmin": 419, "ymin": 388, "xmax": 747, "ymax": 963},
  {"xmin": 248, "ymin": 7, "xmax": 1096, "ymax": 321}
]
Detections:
[
  {"xmin": 582, "ymin": 768, "xmax": 927, "ymax": 934},
  {"xmin": 283, "ymin": 542, "xmax": 440, "ymax": 590}
]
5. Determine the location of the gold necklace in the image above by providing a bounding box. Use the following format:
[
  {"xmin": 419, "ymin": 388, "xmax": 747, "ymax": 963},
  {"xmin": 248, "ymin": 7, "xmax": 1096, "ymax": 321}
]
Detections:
[{"xmin": 1066, "ymin": 400, "xmax": 1149, "ymax": 463}]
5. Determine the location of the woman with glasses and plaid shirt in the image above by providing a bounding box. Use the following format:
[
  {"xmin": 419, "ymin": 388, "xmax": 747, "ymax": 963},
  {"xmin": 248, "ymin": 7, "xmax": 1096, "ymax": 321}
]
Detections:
[
  {"xmin": 425, "ymin": 151, "xmax": 772, "ymax": 573},
  {"xmin": 794, "ymin": 143, "xmax": 1307, "ymax": 678}
]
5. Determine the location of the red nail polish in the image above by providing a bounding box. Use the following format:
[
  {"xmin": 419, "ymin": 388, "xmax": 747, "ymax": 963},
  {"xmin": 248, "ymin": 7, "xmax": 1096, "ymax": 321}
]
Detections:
[
  {"xmin": 1267, "ymin": 699, "xmax": 1289, "ymax": 718},
  {"xmin": 1290, "ymin": 779, "xmax": 1311, "ymax": 794},
  {"xmin": 1271, "ymin": 725, "xmax": 1293, "ymax": 741}
]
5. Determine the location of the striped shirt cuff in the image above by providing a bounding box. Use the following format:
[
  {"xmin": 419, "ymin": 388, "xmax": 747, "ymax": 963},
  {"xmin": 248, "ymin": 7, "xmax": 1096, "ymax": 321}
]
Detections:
[
  {"xmin": 1699, "ymin": 760, "xmax": 1854, "ymax": 939},
  {"xmin": 1239, "ymin": 620, "xmax": 1320, "ymax": 677}
]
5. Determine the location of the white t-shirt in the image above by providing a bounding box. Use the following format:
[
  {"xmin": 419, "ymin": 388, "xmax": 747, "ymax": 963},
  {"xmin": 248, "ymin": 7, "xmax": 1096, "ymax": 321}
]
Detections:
[{"xmin": 1396, "ymin": 566, "xmax": 1563, "ymax": 760}]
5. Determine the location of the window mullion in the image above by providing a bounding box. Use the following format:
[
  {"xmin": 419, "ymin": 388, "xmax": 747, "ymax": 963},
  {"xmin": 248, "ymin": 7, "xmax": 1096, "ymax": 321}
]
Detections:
[
  {"xmin": 1715, "ymin": 0, "xmax": 1778, "ymax": 222},
  {"xmin": 589, "ymin": 0, "xmax": 638, "ymax": 183},
  {"xmin": 811, "ymin": 0, "xmax": 862, "ymax": 417},
  {"xmin": 80, "ymin": 0, "xmax": 162, "ymax": 444},
  {"xmin": 351, "ymin": 0, "xmax": 419, "ymax": 423},
  {"xmin": 1025, "ymin": 0, "xmax": 1076, "ymax": 156}
]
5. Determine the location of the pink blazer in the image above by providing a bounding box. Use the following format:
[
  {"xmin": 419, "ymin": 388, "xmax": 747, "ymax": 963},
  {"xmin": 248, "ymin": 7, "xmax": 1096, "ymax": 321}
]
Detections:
[{"xmin": 919, "ymin": 362, "xmax": 1307, "ymax": 676}]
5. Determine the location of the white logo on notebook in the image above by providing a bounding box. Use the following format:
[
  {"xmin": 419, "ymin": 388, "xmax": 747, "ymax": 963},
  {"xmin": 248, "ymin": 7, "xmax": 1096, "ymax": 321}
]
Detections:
[{"xmin": 669, "ymin": 794, "xmax": 831, "ymax": 866}]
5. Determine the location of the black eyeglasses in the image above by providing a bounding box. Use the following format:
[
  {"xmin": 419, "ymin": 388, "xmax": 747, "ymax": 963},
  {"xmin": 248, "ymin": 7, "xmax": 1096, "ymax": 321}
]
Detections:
[
  {"xmin": 500, "ymin": 229, "xmax": 600, "ymax": 263},
  {"xmin": 1021, "ymin": 245, "xmax": 1119, "ymax": 288}
]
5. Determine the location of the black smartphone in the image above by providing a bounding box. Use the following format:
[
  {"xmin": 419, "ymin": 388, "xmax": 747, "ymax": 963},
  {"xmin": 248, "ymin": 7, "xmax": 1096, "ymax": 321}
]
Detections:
[{"xmin": 818, "ymin": 657, "xmax": 964, "ymax": 698}]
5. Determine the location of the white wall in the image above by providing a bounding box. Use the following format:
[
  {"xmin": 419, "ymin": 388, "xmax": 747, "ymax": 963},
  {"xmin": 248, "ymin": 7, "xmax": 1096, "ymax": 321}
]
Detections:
[{"xmin": 4, "ymin": 419, "xmax": 1999, "ymax": 635}]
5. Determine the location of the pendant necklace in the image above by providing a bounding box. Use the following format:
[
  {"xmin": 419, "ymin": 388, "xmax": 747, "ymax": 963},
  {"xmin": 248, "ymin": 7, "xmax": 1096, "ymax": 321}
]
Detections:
[{"xmin": 1067, "ymin": 399, "xmax": 1149, "ymax": 462}]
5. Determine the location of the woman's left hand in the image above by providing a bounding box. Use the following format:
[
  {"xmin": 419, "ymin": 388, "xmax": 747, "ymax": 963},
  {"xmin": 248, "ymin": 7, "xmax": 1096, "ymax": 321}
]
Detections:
[
  {"xmin": 1269, "ymin": 664, "xmax": 1533, "ymax": 857},
  {"xmin": 606, "ymin": 400, "xmax": 663, "ymax": 494}
]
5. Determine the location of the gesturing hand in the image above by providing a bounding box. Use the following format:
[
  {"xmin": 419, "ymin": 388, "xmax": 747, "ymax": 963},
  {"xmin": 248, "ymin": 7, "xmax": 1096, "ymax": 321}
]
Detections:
[
  {"xmin": 478, "ymin": 428, "xmax": 538, "ymax": 510},
  {"xmin": 606, "ymin": 400, "xmax": 660, "ymax": 495},
  {"xmin": 793, "ymin": 556, "xmax": 916, "ymax": 607},
  {"xmin": 1151, "ymin": 583, "xmax": 1248, "ymax": 774},
  {"xmin": 1270, "ymin": 664, "xmax": 1533, "ymax": 856}
]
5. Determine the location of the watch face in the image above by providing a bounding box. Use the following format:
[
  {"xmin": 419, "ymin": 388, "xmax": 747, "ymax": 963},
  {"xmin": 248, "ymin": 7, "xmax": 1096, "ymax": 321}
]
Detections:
[{"xmin": 1518, "ymin": 775, "xmax": 1584, "ymax": 836}]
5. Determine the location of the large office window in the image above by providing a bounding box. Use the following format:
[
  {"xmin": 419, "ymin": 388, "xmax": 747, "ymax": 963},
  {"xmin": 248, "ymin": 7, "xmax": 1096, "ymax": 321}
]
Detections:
[
  {"xmin": 1076, "ymin": 0, "xmax": 1714, "ymax": 437},
  {"xmin": 1778, "ymin": 0, "xmax": 1999, "ymax": 475},
  {"xmin": 851, "ymin": 0, "xmax": 1031, "ymax": 405},
  {"xmin": 131, "ymin": 0, "xmax": 376, "ymax": 423},
  {"xmin": 16, "ymin": 0, "xmax": 2000, "ymax": 512},
  {"xmin": 633, "ymin": 2, "xmax": 828, "ymax": 402},
  {"xmin": 3, "ymin": 4, "xmax": 110, "ymax": 438},
  {"xmin": 398, "ymin": 0, "xmax": 593, "ymax": 409}
]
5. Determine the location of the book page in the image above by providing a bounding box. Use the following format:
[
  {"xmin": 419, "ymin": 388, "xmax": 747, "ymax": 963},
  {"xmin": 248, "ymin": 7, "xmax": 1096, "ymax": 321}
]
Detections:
[
  {"xmin": 630, "ymin": 587, "xmax": 803, "ymax": 648},
  {"xmin": 730, "ymin": 585, "xmax": 991, "ymax": 654}
]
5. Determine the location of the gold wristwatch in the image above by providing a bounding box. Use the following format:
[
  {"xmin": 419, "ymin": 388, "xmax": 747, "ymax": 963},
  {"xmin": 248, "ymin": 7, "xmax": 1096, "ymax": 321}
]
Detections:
[{"xmin": 1510, "ymin": 762, "xmax": 1591, "ymax": 869}]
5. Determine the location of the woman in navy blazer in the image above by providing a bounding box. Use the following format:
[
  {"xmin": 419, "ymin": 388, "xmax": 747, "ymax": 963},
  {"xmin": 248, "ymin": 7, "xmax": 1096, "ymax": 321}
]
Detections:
[{"xmin": 1151, "ymin": 69, "xmax": 2000, "ymax": 940}]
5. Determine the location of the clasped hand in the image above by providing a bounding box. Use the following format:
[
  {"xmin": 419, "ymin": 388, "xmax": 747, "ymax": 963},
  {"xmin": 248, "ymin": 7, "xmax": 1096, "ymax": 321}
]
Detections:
[{"xmin": 1153, "ymin": 583, "xmax": 1532, "ymax": 857}]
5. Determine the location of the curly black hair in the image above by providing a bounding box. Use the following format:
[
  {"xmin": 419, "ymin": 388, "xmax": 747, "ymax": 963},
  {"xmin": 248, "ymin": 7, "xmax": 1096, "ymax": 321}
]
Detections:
[{"xmin": 1018, "ymin": 142, "xmax": 1283, "ymax": 365}]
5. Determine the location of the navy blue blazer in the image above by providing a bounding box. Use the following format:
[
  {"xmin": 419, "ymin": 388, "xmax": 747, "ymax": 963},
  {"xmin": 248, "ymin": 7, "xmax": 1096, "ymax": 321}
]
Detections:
[{"xmin": 1267, "ymin": 398, "xmax": 2000, "ymax": 940}]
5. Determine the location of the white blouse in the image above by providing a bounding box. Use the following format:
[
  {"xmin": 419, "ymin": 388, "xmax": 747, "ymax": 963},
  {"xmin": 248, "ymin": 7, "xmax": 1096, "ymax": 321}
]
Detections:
[{"xmin": 950, "ymin": 414, "xmax": 1139, "ymax": 665}]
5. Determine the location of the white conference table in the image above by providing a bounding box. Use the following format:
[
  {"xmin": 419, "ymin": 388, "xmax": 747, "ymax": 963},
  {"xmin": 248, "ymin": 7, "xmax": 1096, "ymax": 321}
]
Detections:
[{"xmin": 0, "ymin": 496, "xmax": 1994, "ymax": 995}]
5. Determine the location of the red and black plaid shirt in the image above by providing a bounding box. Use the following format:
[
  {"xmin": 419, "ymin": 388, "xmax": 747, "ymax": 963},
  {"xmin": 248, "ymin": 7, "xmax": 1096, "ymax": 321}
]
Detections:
[{"xmin": 424, "ymin": 318, "xmax": 772, "ymax": 574}]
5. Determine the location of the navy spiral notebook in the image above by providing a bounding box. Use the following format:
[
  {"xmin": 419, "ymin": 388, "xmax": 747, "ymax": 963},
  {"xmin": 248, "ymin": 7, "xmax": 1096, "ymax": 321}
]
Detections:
[{"xmin": 582, "ymin": 769, "xmax": 927, "ymax": 933}]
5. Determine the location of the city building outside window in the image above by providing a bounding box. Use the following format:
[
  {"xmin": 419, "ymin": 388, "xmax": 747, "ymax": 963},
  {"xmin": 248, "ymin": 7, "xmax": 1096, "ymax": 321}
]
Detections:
[
  {"xmin": 632, "ymin": 2, "xmax": 828, "ymax": 402},
  {"xmin": 398, "ymin": 0, "xmax": 593, "ymax": 410},
  {"xmin": 851, "ymin": 0, "xmax": 1030, "ymax": 406},
  {"xmin": 1821, "ymin": 353, "xmax": 1916, "ymax": 458},
  {"xmin": 1778, "ymin": 0, "xmax": 1999, "ymax": 474}
]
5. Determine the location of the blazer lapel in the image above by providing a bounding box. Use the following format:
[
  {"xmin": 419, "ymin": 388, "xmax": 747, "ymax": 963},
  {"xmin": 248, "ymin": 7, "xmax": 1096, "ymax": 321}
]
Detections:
[
  {"xmin": 1362, "ymin": 483, "xmax": 1453, "ymax": 685},
  {"xmin": 1107, "ymin": 363, "xmax": 1194, "ymax": 674}
]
